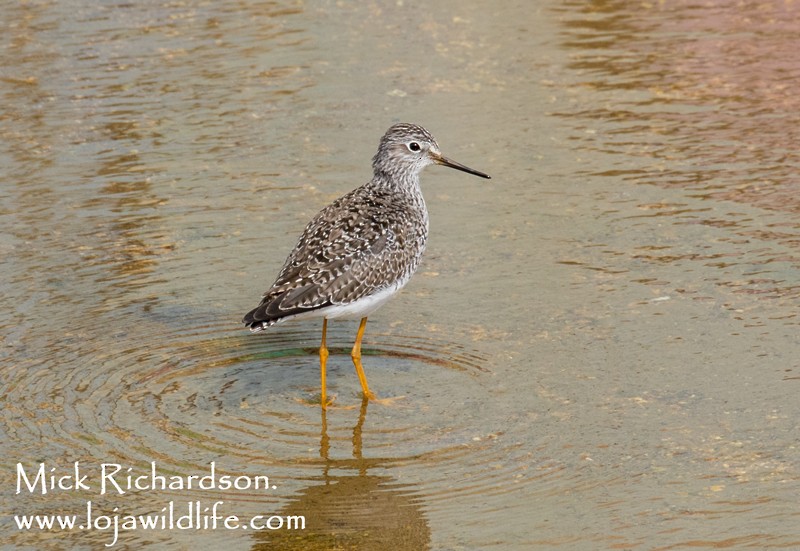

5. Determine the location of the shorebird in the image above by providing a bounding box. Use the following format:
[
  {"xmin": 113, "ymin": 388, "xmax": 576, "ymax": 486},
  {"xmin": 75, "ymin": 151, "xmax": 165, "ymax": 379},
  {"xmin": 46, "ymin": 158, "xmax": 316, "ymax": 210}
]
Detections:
[{"xmin": 243, "ymin": 123, "xmax": 490, "ymax": 407}]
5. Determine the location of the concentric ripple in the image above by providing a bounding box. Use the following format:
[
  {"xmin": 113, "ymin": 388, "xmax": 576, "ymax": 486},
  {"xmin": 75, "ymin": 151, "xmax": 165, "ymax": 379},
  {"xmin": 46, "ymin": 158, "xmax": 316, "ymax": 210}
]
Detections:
[{"xmin": 4, "ymin": 306, "xmax": 558, "ymax": 549}]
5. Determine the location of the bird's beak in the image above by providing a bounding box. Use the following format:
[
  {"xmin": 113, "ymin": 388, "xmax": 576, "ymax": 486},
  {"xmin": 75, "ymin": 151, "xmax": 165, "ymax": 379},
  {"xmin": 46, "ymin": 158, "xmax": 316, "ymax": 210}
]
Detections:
[{"xmin": 431, "ymin": 151, "xmax": 491, "ymax": 179}]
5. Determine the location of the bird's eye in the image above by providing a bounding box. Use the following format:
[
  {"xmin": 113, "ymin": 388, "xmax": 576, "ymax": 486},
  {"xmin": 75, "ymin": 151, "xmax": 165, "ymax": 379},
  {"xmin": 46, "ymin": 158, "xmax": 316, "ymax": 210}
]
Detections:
[{"xmin": 408, "ymin": 142, "xmax": 421, "ymax": 152}]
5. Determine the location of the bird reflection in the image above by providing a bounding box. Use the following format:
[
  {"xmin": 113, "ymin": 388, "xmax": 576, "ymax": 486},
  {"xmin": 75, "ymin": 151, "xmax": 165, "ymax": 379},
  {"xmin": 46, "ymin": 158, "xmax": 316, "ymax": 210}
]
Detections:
[{"xmin": 252, "ymin": 398, "xmax": 431, "ymax": 550}]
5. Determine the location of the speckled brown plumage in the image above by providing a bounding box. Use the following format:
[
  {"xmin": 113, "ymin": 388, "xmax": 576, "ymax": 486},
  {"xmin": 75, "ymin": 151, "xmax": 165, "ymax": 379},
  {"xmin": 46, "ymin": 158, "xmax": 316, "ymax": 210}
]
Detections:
[
  {"xmin": 242, "ymin": 180, "xmax": 428, "ymax": 329},
  {"xmin": 241, "ymin": 123, "xmax": 489, "ymax": 406}
]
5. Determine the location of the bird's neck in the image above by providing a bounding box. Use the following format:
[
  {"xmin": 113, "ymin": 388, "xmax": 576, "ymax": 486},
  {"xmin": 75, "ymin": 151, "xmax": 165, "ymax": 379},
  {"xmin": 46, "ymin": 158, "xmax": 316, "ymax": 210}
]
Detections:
[{"xmin": 370, "ymin": 169, "xmax": 422, "ymax": 195}]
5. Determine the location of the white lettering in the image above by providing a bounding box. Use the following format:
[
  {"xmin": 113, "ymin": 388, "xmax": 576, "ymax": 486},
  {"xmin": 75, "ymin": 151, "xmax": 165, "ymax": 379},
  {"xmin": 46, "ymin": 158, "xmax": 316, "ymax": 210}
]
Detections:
[{"xmin": 101, "ymin": 464, "xmax": 125, "ymax": 495}]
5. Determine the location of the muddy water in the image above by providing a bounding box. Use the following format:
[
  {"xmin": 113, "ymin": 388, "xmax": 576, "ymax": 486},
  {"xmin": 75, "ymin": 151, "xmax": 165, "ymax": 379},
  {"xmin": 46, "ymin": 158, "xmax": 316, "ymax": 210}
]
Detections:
[{"xmin": 2, "ymin": 1, "xmax": 798, "ymax": 549}]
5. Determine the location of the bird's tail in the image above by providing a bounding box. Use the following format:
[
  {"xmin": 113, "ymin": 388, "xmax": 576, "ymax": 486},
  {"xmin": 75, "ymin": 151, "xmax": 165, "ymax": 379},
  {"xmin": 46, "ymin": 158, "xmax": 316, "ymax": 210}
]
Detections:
[{"xmin": 242, "ymin": 307, "xmax": 273, "ymax": 332}]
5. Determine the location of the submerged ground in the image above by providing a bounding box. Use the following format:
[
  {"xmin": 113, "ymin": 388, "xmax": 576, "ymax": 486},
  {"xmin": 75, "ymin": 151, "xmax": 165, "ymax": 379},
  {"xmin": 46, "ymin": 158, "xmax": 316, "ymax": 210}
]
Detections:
[{"xmin": 2, "ymin": 1, "xmax": 798, "ymax": 549}]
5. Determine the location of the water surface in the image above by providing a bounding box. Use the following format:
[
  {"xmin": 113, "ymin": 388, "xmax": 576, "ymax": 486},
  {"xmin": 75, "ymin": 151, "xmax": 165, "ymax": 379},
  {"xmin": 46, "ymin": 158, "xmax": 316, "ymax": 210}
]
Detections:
[{"xmin": 2, "ymin": 1, "xmax": 798, "ymax": 549}]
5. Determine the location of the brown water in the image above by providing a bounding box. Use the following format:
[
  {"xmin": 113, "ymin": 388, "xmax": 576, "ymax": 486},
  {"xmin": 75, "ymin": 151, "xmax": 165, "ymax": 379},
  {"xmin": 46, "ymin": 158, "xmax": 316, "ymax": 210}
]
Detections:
[{"xmin": 2, "ymin": 1, "xmax": 799, "ymax": 549}]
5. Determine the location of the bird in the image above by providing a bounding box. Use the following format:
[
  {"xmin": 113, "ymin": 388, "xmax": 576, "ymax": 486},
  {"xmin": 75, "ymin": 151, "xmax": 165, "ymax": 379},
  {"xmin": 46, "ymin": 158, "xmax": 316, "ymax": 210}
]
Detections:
[{"xmin": 243, "ymin": 123, "xmax": 490, "ymax": 407}]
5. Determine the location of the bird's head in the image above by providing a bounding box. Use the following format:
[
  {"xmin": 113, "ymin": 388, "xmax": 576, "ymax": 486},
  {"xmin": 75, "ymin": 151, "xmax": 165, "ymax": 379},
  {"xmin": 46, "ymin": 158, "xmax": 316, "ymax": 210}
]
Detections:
[{"xmin": 372, "ymin": 123, "xmax": 490, "ymax": 181}]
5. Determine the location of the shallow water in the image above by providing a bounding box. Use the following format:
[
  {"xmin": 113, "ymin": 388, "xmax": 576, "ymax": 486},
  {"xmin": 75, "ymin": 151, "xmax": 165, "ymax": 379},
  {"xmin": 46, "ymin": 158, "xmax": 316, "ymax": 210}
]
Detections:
[{"xmin": 2, "ymin": 0, "xmax": 799, "ymax": 549}]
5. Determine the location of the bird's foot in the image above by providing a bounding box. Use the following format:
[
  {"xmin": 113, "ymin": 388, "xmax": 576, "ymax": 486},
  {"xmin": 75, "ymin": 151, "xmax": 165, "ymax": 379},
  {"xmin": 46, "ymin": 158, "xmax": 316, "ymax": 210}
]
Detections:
[
  {"xmin": 295, "ymin": 393, "xmax": 337, "ymax": 409},
  {"xmin": 364, "ymin": 392, "xmax": 406, "ymax": 407}
]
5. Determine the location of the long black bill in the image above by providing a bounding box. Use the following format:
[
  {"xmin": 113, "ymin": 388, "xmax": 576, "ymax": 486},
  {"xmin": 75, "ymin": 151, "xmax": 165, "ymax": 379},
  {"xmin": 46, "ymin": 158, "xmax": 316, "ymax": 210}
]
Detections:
[{"xmin": 434, "ymin": 154, "xmax": 491, "ymax": 179}]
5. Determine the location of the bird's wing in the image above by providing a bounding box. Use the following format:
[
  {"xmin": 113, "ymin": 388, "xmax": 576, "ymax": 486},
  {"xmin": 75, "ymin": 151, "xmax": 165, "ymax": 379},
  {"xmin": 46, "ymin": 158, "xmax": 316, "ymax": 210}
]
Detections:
[{"xmin": 243, "ymin": 188, "xmax": 422, "ymax": 327}]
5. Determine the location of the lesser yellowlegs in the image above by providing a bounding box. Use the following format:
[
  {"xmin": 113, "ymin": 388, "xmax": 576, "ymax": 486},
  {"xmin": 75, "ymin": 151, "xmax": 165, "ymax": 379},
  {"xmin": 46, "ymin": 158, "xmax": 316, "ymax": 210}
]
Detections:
[{"xmin": 243, "ymin": 123, "xmax": 490, "ymax": 407}]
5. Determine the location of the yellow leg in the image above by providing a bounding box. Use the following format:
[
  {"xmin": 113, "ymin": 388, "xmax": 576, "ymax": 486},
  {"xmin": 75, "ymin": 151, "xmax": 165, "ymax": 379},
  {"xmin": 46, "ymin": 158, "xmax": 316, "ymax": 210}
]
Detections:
[
  {"xmin": 351, "ymin": 317, "xmax": 376, "ymax": 400},
  {"xmin": 319, "ymin": 318, "xmax": 330, "ymax": 409}
]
